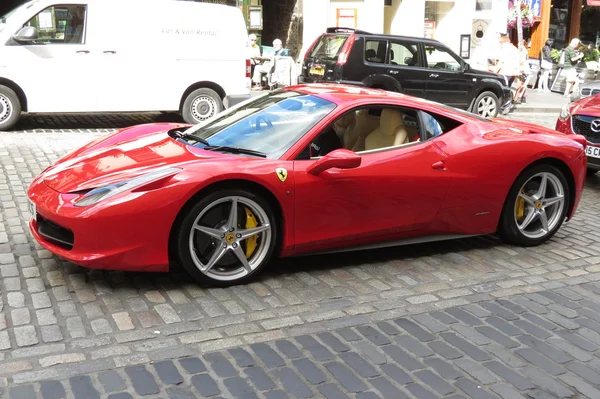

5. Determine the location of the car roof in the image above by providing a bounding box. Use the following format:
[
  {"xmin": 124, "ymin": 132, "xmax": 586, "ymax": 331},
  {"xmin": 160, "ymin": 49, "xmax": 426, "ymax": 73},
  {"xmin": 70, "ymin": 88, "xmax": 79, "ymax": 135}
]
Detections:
[{"xmin": 323, "ymin": 27, "xmax": 447, "ymax": 47}]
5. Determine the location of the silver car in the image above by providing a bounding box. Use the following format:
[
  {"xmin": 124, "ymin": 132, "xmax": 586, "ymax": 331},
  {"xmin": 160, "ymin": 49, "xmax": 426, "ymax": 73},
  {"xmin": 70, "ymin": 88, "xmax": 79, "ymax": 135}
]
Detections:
[{"xmin": 571, "ymin": 80, "xmax": 600, "ymax": 102}]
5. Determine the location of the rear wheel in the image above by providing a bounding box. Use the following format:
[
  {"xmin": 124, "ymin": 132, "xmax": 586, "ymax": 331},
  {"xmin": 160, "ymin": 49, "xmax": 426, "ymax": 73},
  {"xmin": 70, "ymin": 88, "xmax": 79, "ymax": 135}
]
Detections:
[
  {"xmin": 498, "ymin": 164, "xmax": 569, "ymax": 246},
  {"xmin": 175, "ymin": 188, "xmax": 278, "ymax": 286},
  {"xmin": 182, "ymin": 88, "xmax": 222, "ymax": 124},
  {"xmin": 0, "ymin": 85, "xmax": 21, "ymax": 131},
  {"xmin": 473, "ymin": 91, "xmax": 499, "ymax": 118}
]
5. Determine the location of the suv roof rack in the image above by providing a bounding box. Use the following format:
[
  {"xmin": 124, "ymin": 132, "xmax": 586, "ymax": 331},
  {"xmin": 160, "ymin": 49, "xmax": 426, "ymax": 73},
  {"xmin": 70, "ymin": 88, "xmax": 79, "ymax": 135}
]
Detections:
[{"xmin": 326, "ymin": 27, "xmax": 372, "ymax": 35}]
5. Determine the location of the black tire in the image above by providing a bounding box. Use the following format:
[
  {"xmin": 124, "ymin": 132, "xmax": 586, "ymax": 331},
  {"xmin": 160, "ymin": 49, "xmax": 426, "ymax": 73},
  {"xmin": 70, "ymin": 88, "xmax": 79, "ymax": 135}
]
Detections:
[
  {"xmin": 472, "ymin": 90, "xmax": 500, "ymax": 118},
  {"xmin": 181, "ymin": 88, "xmax": 223, "ymax": 125},
  {"xmin": 498, "ymin": 164, "xmax": 570, "ymax": 247},
  {"xmin": 0, "ymin": 85, "xmax": 21, "ymax": 131},
  {"xmin": 174, "ymin": 188, "xmax": 278, "ymax": 287}
]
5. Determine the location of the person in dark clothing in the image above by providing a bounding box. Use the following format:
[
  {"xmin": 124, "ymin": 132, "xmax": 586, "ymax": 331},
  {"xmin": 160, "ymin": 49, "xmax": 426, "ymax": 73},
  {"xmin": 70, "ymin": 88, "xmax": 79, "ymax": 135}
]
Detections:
[{"xmin": 538, "ymin": 39, "xmax": 553, "ymax": 92}]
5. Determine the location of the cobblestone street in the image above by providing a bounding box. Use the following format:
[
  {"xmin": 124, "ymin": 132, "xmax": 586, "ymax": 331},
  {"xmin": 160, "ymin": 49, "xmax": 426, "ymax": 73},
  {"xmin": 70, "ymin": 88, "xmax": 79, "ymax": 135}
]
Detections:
[{"xmin": 3, "ymin": 111, "xmax": 600, "ymax": 398}]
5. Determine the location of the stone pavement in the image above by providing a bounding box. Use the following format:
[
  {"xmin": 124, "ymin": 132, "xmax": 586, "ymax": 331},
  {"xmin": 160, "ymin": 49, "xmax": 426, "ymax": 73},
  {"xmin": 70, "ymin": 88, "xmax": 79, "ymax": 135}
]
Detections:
[
  {"xmin": 2, "ymin": 112, "xmax": 600, "ymax": 398},
  {"xmin": 6, "ymin": 281, "xmax": 600, "ymax": 399}
]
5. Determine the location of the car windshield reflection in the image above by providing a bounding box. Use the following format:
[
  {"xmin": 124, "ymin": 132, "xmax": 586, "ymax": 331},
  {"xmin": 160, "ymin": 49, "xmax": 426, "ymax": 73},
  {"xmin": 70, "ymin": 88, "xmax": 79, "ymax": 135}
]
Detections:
[{"xmin": 185, "ymin": 90, "xmax": 337, "ymax": 159}]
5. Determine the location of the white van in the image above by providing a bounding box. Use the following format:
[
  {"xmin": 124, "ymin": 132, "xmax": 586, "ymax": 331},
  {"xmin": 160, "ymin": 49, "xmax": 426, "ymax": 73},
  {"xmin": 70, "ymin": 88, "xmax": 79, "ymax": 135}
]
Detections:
[{"xmin": 0, "ymin": 0, "xmax": 251, "ymax": 130}]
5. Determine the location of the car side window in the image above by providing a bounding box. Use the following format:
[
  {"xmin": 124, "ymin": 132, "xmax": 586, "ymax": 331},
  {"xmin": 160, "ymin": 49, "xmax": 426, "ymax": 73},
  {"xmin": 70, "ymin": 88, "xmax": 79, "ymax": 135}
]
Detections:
[
  {"xmin": 424, "ymin": 45, "xmax": 462, "ymax": 71},
  {"xmin": 23, "ymin": 5, "xmax": 87, "ymax": 44},
  {"xmin": 296, "ymin": 106, "xmax": 423, "ymax": 160},
  {"xmin": 419, "ymin": 110, "xmax": 463, "ymax": 140},
  {"xmin": 364, "ymin": 40, "xmax": 386, "ymax": 64},
  {"xmin": 389, "ymin": 41, "xmax": 419, "ymax": 67}
]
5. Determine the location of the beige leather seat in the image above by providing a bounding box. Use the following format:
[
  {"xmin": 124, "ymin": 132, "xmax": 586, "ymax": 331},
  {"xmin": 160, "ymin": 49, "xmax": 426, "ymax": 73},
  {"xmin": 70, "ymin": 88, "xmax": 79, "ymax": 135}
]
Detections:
[
  {"xmin": 364, "ymin": 108, "xmax": 409, "ymax": 151},
  {"xmin": 349, "ymin": 109, "xmax": 380, "ymax": 152},
  {"xmin": 333, "ymin": 112, "xmax": 356, "ymax": 144}
]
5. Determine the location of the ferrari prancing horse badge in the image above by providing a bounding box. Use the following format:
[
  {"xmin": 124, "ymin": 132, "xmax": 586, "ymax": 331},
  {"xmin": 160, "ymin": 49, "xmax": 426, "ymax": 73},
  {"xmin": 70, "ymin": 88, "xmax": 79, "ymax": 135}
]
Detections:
[{"xmin": 275, "ymin": 168, "xmax": 288, "ymax": 182}]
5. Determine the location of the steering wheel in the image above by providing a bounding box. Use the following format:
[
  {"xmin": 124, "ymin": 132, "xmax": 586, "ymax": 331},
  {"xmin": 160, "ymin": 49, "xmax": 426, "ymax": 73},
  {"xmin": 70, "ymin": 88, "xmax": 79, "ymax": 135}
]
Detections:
[{"xmin": 255, "ymin": 116, "xmax": 273, "ymax": 130}]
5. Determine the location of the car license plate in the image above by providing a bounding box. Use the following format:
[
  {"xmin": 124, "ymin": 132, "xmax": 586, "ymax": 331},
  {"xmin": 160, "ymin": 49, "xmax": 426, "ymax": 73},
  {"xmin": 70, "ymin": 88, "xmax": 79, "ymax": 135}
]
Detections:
[
  {"xmin": 28, "ymin": 199, "xmax": 36, "ymax": 222},
  {"xmin": 309, "ymin": 66, "xmax": 325, "ymax": 76},
  {"xmin": 586, "ymin": 145, "xmax": 600, "ymax": 159}
]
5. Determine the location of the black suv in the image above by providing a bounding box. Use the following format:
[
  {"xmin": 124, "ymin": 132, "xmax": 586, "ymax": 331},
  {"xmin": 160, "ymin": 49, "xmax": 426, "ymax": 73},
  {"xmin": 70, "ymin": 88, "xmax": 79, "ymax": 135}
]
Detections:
[{"xmin": 299, "ymin": 28, "xmax": 512, "ymax": 118}]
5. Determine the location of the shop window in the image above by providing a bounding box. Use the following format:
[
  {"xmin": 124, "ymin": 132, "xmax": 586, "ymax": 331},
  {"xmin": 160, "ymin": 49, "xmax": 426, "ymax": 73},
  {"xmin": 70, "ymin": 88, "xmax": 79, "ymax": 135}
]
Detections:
[
  {"xmin": 549, "ymin": 0, "xmax": 570, "ymax": 49},
  {"xmin": 23, "ymin": 5, "xmax": 86, "ymax": 44}
]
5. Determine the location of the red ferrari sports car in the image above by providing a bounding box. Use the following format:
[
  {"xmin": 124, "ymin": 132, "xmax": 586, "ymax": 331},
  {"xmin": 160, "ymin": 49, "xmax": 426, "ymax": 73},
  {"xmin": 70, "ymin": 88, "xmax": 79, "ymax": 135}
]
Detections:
[
  {"xmin": 28, "ymin": 84, "xmax": 587, "ymax": 286},
  {"xmin": 555, "ymin": 93, "xmax": 600, "ymax": 174}
]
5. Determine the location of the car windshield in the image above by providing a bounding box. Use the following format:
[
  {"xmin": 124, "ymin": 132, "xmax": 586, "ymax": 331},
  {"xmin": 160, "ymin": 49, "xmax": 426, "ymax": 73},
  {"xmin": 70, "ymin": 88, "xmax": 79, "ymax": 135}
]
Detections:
[
  {"xmin": 184, "ymin": 90, "xmax": 336, "ymax": 159},
  {"xmin": 308, "ymin": 34, "xmax": 348, "ymax": 60}
]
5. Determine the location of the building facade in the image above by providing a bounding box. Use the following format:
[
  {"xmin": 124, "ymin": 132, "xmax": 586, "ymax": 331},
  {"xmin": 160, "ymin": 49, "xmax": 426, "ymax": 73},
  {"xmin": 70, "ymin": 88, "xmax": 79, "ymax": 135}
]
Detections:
[{"xmin": 301, "ymin": 0, "xmax": 510, "ymax": 60}]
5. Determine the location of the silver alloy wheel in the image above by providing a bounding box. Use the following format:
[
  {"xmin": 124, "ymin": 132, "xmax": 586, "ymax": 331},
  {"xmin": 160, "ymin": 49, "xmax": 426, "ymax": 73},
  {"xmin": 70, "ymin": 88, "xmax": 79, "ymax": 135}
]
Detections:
[
  {"xmin": 191, "ymin": 95, "xmax": 217, "ymax": 122},
  {"xmin": 0, "ymin": 94, "xmax": 13, "ymax": 123},
  {"xmin": 514, "ymin": 172, "xmax": 565, "ymax": 239},
  {"xmin": 189, "ymin": 196, "xmax": 272, "ymax": 282},
  {"xmin": 476, "ymin": 96, "xmax": 497, "ymax": 117}
]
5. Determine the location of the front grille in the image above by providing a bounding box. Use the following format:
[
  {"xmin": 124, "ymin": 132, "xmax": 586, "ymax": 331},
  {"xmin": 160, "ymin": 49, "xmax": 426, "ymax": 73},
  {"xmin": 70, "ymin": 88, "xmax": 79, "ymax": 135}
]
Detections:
[
  {"xmin": 572, "ymin": 115, "xmax": 600, "ymax": 144},
  {"xmin": 37, "ymin": 214, "xmax": 74, "ymax": 250}
]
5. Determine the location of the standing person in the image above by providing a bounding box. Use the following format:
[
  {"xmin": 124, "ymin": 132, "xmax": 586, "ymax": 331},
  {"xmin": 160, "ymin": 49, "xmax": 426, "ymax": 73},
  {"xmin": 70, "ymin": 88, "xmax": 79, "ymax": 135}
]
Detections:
[
  {"xmin": 563, "ymin": 38, "xmax": 584, "ymax": 97},
  {"xmin": 516, "ymin": 40, "xmax": 531, "ymax": 103},
  {"xmin": 494, "ymin": 35, "xmax": 520, "ymax": 86},
  {"xmin": 538, "ymin": 39, "xmax": 553, "ymax": 92}
]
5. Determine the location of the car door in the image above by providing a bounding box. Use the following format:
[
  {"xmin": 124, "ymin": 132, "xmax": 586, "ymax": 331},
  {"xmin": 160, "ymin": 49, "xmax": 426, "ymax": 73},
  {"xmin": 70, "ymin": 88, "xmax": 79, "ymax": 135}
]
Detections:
[
  {"xmin": 423, "ymin": 43, "xmax": 472, "ymax": 109},
  {"xmin": 292, "ymin": 105, "xmax": 451, "ymax": 254},
  {"xmin": 384, "ymin": 38, "xmax": 428, "ymax": 98},
  {"xmin": 5, "ymin": 3, "xmax": 95, "ymax": 112}
]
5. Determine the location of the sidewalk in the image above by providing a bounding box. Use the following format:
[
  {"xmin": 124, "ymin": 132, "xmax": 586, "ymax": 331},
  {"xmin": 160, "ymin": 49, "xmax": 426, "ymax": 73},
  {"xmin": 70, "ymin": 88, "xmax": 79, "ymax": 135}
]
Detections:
[{"xmin": 510, "ymin": 89, "xmax": 571, "ymax": 114}]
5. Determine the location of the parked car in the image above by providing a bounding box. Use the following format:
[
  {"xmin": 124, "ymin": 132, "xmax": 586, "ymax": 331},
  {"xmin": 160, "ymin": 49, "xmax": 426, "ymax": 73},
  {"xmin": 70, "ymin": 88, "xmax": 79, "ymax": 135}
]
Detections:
[
  {"xmin": 0, "ymin": 0, "xmax": 251, "ymax": 130},
  {"xmin": 556, "ymin": 92, "xmax": 600, "ymax": 174},
  {"xmin": 28, "ymin": 84, "xmax": 586, "ymax": 286},
  {"xmin": 570, "ymin": 81, "xmax": 600, "ymax": 102},
  {"xmin": 299, "ymin": 27, "xmax": 512, "ymax": 118}
]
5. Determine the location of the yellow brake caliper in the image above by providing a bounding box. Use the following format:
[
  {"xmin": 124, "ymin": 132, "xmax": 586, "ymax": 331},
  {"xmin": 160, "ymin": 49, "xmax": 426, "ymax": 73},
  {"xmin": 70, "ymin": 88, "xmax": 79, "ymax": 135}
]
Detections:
[
  {"xmin": 516, "ymin": 189, "xmax": 525, "ymax": 221},
  {"xmin": 244, "ymin": 207, "xmax": 259, "ymax": 258}
]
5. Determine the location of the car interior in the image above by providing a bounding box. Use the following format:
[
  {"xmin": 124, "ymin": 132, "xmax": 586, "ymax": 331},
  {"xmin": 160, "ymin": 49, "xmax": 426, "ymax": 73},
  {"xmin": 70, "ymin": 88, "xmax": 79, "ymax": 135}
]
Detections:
[{"xmin": 296, "ymin": 106, "xmax": 463, "ymax": 160}]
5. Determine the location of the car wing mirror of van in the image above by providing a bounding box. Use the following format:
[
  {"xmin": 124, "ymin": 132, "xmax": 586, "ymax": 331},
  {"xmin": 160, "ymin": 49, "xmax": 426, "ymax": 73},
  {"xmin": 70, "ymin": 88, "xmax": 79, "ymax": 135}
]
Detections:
[{"xmin": 13, "ymin": 26, "xmax": 38, "ymax": 43}]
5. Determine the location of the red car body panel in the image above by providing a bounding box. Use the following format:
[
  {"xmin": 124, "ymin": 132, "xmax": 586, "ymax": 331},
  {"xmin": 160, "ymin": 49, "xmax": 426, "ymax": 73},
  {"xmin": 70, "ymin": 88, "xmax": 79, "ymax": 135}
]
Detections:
[
  {"xmin": 27, "ymin": 84, "xmax": 586, "ymax": 272},
  {"xmin": 555, "ymin": 94, "xmax": 600, "ymax": 172}
]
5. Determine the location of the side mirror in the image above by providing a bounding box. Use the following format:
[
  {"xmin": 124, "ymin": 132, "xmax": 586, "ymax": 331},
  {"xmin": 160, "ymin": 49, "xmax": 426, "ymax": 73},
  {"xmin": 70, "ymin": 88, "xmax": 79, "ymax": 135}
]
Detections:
[
  {"xmin": 463, "ymin": 62, "xmax": 470, "ymax": 72},
  {"xmin": 13, "ymin": 26, "xmax": 38, "ymax": 42},
  {"xmin": 307, "ymin": 148, "xmax": 361, "ymax": 175}
]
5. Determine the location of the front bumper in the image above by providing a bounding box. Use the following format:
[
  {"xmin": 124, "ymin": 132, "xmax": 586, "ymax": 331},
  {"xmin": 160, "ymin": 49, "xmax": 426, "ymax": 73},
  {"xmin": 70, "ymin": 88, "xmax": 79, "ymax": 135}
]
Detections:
[{"xmin": 27, "ymin": 177, "xmax": 178, "ymax": 272}]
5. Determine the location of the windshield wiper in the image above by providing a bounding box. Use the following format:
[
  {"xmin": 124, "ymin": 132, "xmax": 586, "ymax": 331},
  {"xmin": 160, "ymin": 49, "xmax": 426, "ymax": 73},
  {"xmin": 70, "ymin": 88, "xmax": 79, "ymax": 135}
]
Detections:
[
  {"xmin": 172, "ymin": 130, "xmax": 209, "ymax": 146},
  {"xmin": 203, "ymin": 145, "xmax": 267, "ymax": 158}
]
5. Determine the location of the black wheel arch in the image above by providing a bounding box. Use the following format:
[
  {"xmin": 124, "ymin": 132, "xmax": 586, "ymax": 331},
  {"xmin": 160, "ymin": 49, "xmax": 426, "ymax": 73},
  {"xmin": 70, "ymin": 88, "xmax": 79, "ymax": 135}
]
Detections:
[
  {"xmin": 179, "ymin": 82, "xmax": 226, "ymax": 112},
  {"xmin": 0, "ymin": 78, "xmax": 28, "ymax": 112},
  {"xmin": 168, "ymin": 179, "xmax": 285, "ymax": 266},
  {"xmin": 362, "ymin": 75, "xmax": 403, "ymax": 92}
]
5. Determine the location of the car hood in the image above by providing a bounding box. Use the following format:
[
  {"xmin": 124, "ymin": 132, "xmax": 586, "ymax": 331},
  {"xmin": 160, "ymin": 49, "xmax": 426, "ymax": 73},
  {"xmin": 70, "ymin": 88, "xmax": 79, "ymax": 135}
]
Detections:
[
  {"xmin": 42, "ymin": 123, "xmax": 222, "ymax": 193},
  {"xmin": 571, "ymin": 94, "xmax": 600, "ymax": 116}
]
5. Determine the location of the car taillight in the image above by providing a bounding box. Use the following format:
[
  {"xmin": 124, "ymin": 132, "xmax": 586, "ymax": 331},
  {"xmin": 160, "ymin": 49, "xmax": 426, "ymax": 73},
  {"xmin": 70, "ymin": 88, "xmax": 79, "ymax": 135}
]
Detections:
[
  {"xmin": 246, "ymin": 59, "xmax": 251, "ymax": 78},
  {"xmin": 337, "ymin": 34, "xmax": 356, "ymax": 65}
]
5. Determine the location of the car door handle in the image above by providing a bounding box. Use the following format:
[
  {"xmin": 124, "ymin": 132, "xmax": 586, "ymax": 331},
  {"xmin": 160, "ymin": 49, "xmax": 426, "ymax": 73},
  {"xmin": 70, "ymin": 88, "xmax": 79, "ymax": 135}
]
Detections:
[
  {"xmin": 429, "ymin": 73, "xmax": 439, "ymax": 78},
  {"xmin": 432, "ymin": 161, "xmax": 445, "ymax": 170},
  {"xmin": 103, "ymin": 50, "xmax": 117, "ymax": 54},
  {"xmin": 76, "ymin": 50, "xmax": 90, "ymax": 54},
  {"xmin": 389, "ymin": 70, "xmax": 399, "ymax": 74}
]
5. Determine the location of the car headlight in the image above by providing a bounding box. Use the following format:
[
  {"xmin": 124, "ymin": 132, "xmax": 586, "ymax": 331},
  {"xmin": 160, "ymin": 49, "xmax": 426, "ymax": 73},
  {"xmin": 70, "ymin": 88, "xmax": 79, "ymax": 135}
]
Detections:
[
  {"xmin": 559, "ymin": 104, "xmax": 571, "ymax": 121},
  {"xmin": 73, "ymin": 167, "xmax": 182, "ymax": 207}
]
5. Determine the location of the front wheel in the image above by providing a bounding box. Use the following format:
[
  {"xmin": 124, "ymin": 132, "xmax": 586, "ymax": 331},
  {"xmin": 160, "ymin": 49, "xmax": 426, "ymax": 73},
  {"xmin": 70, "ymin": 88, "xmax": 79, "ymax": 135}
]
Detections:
[
  {"xmin": 498, "ymin": 164, "xmax": 569, "ymax": 246},
  {"xmin": 181, "ymin": 88, "xmax": 223, "ymax": 124},
  {"xmin": 473, "ymin": 91, "xmax": 499, "ymax": 118},
  {"xmin": 175, "ymin": 189, "xmax": 278, "ymax": 286}
]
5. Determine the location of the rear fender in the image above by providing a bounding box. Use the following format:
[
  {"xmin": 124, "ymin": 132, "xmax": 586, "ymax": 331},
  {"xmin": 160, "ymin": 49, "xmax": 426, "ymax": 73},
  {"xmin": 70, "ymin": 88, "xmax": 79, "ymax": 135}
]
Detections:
[{"xmin": 362, "ymin": 74, "xmax": 402, "ymax": 92}]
